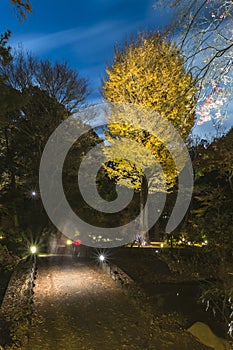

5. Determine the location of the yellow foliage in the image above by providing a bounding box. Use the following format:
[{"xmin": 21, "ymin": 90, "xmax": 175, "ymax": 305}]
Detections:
[{"xmin": 102, "ymin": 33, "xmax": 197, "ymax": 193}]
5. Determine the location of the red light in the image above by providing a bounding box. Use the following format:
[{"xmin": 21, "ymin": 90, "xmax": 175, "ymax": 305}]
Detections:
[{"xmin": 74, "ymin": 239, "xmax": 81, "ymax": 246}]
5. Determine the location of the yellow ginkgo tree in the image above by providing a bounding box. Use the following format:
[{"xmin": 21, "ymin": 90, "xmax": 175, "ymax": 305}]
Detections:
[{"xmin": 102, "ymin": 32, "xmax": 197, "ymax": 241}]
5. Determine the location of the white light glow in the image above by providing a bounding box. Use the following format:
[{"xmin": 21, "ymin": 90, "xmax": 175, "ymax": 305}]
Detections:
[
  {"xmin": 30, "ymin": 245, "xmax": 37, "ymax": 254},
  {"xmin": 99, "ymin": 254, "xmax": 105, "ymax": 262}
]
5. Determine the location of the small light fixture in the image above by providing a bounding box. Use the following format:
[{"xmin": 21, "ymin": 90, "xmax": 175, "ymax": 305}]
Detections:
[
  {"xmin": 99, "ymin": 254, "xmax": 105, "ymax": 262},
  {"xmin": 30, "ymin": 245, "xmax": 37, "ymax": 254}
]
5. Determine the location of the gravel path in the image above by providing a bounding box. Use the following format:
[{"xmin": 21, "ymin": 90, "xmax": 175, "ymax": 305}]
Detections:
[
  {"xmin": 25, "ymin": 255, "xmax": 157, "ymax": 350},
  {"xmin": 24, "ymin": 255, "xmax": 211, "ymax": 350}
]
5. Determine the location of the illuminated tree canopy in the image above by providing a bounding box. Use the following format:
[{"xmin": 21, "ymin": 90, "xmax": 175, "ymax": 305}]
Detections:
[{"xmin": 102, "ymin": 33, "xmax": 197, "ymax": 193}]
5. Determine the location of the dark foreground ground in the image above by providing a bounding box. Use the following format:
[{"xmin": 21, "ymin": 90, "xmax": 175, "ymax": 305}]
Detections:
[{"xmin": 22, "ymin": 255, "xmax": 210, "ymax": 350}]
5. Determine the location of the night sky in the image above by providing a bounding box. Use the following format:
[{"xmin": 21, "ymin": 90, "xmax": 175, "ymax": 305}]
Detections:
[
  {"xmin": 1, "ymin": 0, "xmax": 232, "ymax": 137},
  {"xmin": 1, "ymin": 1, "xmax": 171, "ymax": 101}
]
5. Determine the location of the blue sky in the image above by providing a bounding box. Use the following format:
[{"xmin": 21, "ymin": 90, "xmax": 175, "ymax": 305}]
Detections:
[
  {"xmin": 1, "ymin": 0, "xmax": 232, "ymax": 138},
  {"xmin": 1, "ymin": 0, "xmax": 171, "ymax": 102}
]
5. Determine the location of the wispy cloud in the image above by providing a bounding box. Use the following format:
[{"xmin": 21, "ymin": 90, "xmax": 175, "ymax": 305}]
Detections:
[
  {"xmin": 10, "ymin": 26, "xmax": 99, "ymax": 54},
  {"xmin": 9, "ymin": 19, "xmax": 137, "ymax": 56},
  {"xmin": 9, "ymin": 18, "xmax": 147, "ymax": 101},
  {"xmin": 8, "ymin": 7, "xmax": 173, "ymax": 103}
]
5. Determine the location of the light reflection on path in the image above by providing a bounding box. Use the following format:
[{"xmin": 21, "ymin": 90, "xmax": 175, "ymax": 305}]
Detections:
[{"xmin": 26, "ymin": 256, "xmax": 153, "ymax": 350}]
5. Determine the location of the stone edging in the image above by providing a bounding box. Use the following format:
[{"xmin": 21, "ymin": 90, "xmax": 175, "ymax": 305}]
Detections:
[{"xmin": 0, "ymin": 256, "xmax": 37, "ymax": 349}]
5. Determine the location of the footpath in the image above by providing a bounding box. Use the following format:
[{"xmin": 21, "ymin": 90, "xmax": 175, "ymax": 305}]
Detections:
[{"xmin": 23, "ymin": 255, "xmax": 210, "ymax": 350}]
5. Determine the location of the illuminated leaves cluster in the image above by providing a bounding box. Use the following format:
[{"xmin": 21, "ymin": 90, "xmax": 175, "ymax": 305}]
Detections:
[
  {"xmin": 103, "ymin": 34, "xmax": 196, "ymax": 193},
  {"xmin": 103, "ymin": 105, "xmax": 181, "ymax": 193},
  {"xmin": 103, "ymin": 33, "xmax": 196, "ymax": 138},
  {"xmin": 155, "ymin": 0, "xmax": 233, "ymax": 125}
]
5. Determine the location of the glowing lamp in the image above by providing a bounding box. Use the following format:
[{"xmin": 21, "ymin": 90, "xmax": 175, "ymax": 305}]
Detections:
[
  {"xmin": 30, "ymin": 245, "xmax": 37, "ymax": 254},
  {"xmin": 99, "ymin": 254, "xmax": 105, "ymax": 262}
]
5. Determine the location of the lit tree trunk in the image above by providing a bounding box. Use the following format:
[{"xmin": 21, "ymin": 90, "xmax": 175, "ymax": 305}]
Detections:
[
  {"xmin": 139, "ymin": 187, "xmax": 144, "ymax": 242},
  {"xmin": 140, "ymin": 176, "xmax": 150, "ymax": 244}
]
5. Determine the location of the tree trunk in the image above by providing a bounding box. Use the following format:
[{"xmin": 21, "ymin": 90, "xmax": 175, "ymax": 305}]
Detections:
[{"xmin": 139, "ymin": 177, "xmax": 149, "ymax": 244}]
